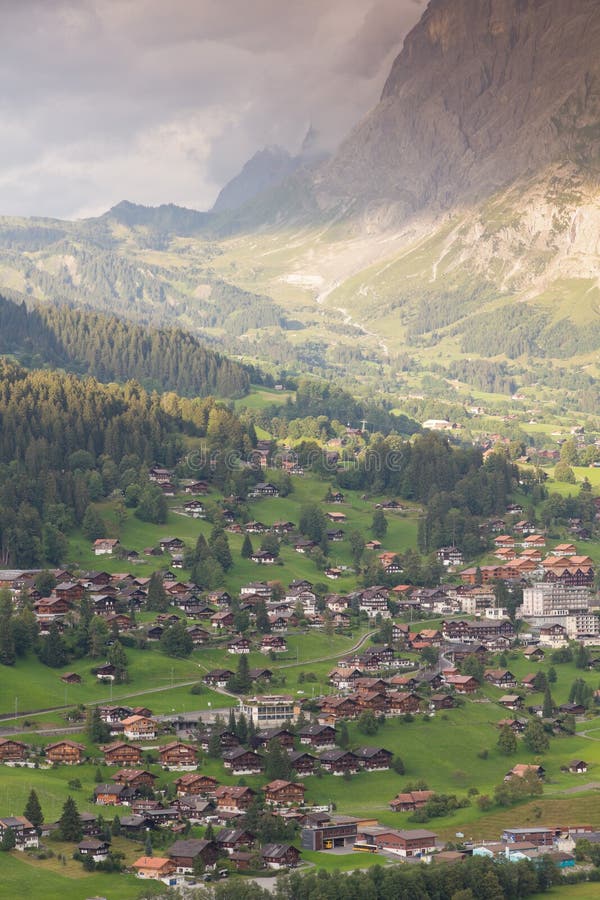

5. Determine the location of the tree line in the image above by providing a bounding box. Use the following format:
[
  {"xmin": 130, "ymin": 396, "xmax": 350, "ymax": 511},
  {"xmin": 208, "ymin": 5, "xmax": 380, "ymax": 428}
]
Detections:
[{"xmin": 0, "ymin": 293, "xmax": 250, "ymax": 398}]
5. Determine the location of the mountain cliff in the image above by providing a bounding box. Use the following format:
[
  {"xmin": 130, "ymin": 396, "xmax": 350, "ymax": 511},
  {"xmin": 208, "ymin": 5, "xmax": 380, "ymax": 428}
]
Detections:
[{"xmin": 313, "ymin": 0, "xmax": 600, "ymax": 222}]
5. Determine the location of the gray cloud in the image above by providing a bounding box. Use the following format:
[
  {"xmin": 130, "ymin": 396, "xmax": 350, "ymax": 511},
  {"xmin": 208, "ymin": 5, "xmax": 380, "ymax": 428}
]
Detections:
[{"xmin": 0, "ymin": 0, "xmax": 426, "ymax": 218}]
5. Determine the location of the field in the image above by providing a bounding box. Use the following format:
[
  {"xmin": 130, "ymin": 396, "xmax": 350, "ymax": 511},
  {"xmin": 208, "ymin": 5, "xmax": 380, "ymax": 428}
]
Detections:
[
  {"xmin": 0, "ymin": 854, "xmax": 158, "ymax": 900},
  {"xmin": 64, "ymin": 472, "xmax": 420, "ymax": 598}
]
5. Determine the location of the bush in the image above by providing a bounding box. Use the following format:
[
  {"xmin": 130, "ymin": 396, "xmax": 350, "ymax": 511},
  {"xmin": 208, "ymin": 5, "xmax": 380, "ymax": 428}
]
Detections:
[{"xmin": 190, "ymin": 683, "xmax": 204, "ymax": 695}]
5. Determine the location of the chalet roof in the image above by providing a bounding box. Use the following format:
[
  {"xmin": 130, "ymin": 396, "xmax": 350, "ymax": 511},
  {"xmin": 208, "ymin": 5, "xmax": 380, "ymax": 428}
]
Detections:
[
  {"xmin": 133, "ymin": 856, "xmax": 173, "ymax": 870},
  {"xmin": 265, "ymin": 779, "xmax": 303, "ymax": 792},
  {"xmin": 169, "ymin": 838, "xmax": 213, "ymax": 858},
  {"xmin": 261, "ymin": 843, "xmax": 297, "ymax": 858}
]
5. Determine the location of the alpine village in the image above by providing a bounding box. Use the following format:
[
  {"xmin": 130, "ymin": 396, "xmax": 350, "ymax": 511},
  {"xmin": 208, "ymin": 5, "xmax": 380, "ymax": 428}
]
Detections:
[{"xmin": 3, "ymin": 1, "xmax": 600, "ymax": 899}]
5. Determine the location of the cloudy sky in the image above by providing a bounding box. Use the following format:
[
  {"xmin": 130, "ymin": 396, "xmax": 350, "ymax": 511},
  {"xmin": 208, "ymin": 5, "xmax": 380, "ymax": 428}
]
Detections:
[{"xmin": 0, "ymin": 0, "xmax": 426, "ymax": 219}]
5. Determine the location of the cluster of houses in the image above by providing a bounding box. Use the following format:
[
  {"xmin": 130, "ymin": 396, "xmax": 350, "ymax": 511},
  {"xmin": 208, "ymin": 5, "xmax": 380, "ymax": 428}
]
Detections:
[{"xmin": 4, "ymin": 808, "xmax": 597, "ymax": 882}]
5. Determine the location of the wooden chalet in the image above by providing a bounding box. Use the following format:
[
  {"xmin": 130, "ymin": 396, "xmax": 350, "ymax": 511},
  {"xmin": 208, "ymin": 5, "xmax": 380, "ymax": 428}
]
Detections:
[
  {"xmin": 132, "ymin": 856, "xmax": 177, "ymax": 880},
  {"xmin": 319, "ymin": 696, "xmax": 359, "ymax": 720},
  {"xmin": 354, "ymin": 746, "xmax": 393, "ymax": 771},
  {"xmin": 0, "ymin": 816, "xmax": 39, "ymax": 850},
  {"xmin": 175, "ymin": 773, "xmax": 219, "ymax": 796},
  {"xmin": 287, "ymin": 750, "xmax": 317, "ymax": 776},
  {"xmin": 254, "ymin": 727, "xmax": 295, "ymax": 750},
  {"xmin": 261, "ymin": 843, "xmax": 301, "ymax": 869},
  {"xmin": 443, "ymin": 673, "xmax": 480, "ymax": 694},
  {"xmin": 222, "ymin": 747, "xmax": 264, "ymax": 775},
  {"xmin": 214, "ymin": 828, "xmax": 255, "ymax": 854},
  {"xmin": 112, "ymin": 769, "xmax": 157, "ymax": 789},
  {"xmin": 168, "ymin": 838, "xmax": 218, "ymax": 873},
  {"xmin": 388, "ymin": 691, "xmax": 420, "ymax": 715},
  {"xmin": 121, "ymin": 715, "xmax": 157, "ymax": 740},
  {"xmin": 264, "ymin": 779, "xmax": 306, "ymax": 805},
  {"xmin": 202, "ymin": 668, "xmax": 235, "ymax": 688},
  {"xmin": 0, "ymin": 738, "xmax": 28, "ymax": 762},
  {"xmin": 214, "ymin": 785, "xmax": 256, "ymax": 811},
  {"xmin": 484, "ymin": 669, "xmax": 517, "ymax": 688},
  {"xmin": 197, "ymin": 728, "xmax": 239, "ymax": 753},
  {"xmin": 45, "ymin": 740, "xmax": 86, "ymax": 765},
  {"xmin": 102, "ymin": 741, "xmax": 143, "ymax": 767},
  {"xmin": 319, "ymin": 749, "xmax": 360, "ymax": 775},
  {"xmin": 94, "ymin": 783, "xmax": 134, "ymax": 806},
  {"xmin": 389, "ymin": 790, "xmax": 435, "ymax": 812},
  {"xmin": 298, "ymin": 724, "xmax": 337, "ymax": 749},
  {"xmin": 430, "ymin": 693, "xmax": 456, "ymax": 710}
]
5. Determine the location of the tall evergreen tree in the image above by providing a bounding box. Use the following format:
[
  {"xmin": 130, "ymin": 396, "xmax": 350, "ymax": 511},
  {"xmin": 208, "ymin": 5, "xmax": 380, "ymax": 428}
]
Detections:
[
  {"xmin": 0, "ymin": 588, "xmax": 16, "ymax": 666},
  {"xmin": 146, "ymin": 572, "xmax": 169, "ymax": 612},
  {"xmin": 58, "ymin": 796, "xmax": 83, "ymax": 841},
  {"xmin": 24, "ymin": 789, "xmax": 44, "ymax": 828},
  {"xmin": 241, "ymin": 533, "xmax": 253, "ymax": 559}
]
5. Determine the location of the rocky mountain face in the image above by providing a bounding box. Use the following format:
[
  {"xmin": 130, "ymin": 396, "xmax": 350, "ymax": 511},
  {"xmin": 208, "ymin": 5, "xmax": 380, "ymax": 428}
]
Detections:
[
  {"xmin": 313, "ymin": 0, "xmax": 600, "ymax": 223},
  {"xmin": 212, "ymin": 145, "xmax": 301, "ymax": 213},
  {"xmin": 212, "ymin": 126, "xmax": 329, "ymax": 215}
]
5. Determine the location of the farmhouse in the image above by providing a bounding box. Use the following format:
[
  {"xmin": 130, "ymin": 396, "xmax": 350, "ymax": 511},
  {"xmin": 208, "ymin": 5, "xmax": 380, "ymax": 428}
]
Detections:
[
  {"xmin": 389, "ymin": 791, "xmax": 435, "ymax": 812},
  {"xmin": 506, "ymin": 764, "xmax": 545, "ymax": 780},
  {"xmin": 93, "ymin": 538, "xmax": 120, "ymax": 556}
]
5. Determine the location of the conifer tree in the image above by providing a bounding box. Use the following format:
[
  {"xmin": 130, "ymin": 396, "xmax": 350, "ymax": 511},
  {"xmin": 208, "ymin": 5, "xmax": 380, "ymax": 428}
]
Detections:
[
  {"xmin": 58, "ymin": 796, "xmax": 83, "ymax": 842},
  {"xmin": 24, "ymin": 789, "xmax": 44, "ymax": 828}
]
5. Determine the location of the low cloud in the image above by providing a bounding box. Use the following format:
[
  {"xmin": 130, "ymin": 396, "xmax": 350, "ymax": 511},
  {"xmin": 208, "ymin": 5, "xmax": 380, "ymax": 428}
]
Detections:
[{"xmin": 0, "ymin": 0, "xmax": 426, "ymax": 218}]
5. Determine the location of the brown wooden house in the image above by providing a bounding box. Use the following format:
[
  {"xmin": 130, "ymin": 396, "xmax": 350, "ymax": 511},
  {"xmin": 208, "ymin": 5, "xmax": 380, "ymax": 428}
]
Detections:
[
  {"xmin": 168, "ymin": 838, "xmax": 218, "ymax": 873},
  {"xmin": 287, "ymin": 750, "xmax": 318, "ymax": 776},
  {"xmin": 174, "ymin": 773, "xmax": 219, "ymax": 796},
  {"xmin": 158, "ymin": 742, "xmax": 197, "ymax": 768},
  {"xmin": 319, "ymin": 750, "xmax": 360, "ymax": 775},
  {"xmin": 214, "ymin": 785, "xmax": 256, "ymax": 811},
  {"xmin": 45, "ymin": 740, "xmax": 86, "ymax": 765},
  {"xmin": 0, "ymin": 738, "xmax": 28, "ymax": 762},
  {"xmin": 264, "ymin": 780, "xmax": 306, "ymax": 805},
  {"xmin": 354, "ymin": 746, "xmax": 393, "ymax": 771},
  {"xmin": 389, "ymin": 790, "xmax": 435, "ymax": 812},
  {"xmin": 298, "ymin": 724, "xmax": 337, "ymax": 749},
  {"xmin": 102, "ymin": 742, "xmax": 143, "ymax": 767},
  {"xmin": 112, "ymin": 769, "xmax": 157, "ymax": 789},
  {"xmin": 223, "ymin": 747, "xmax": 264, "ymax": 775},
  {"xmin": 261, "ymin": 843, "xmax": 301, "ymax": 868}
]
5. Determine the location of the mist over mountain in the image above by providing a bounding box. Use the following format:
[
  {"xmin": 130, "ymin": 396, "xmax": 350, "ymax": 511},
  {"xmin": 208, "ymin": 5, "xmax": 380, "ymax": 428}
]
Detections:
[{"xmin": 313, "ymin": 0, "xmax": 600, "ymax": 222}]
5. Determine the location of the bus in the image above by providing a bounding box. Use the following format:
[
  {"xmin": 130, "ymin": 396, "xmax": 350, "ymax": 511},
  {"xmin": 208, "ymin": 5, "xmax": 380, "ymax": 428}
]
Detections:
[{"xmin": 352, "ymin": 842, "xmax": 378, "ymax": 853}]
